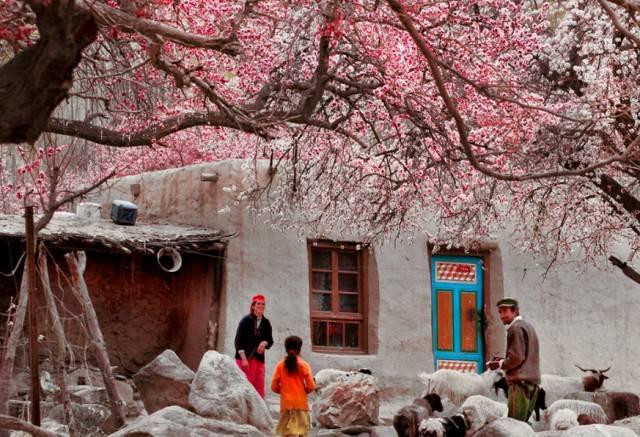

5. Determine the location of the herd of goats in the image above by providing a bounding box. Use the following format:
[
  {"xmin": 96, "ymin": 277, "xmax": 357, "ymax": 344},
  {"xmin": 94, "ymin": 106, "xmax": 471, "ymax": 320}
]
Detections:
[{"xmin": 388, "ymin": 364, "xmax": 638, "ymax": 437}]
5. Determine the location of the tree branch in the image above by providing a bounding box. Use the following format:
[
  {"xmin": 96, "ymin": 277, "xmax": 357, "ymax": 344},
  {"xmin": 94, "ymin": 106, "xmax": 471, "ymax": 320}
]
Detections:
[
  {"xmin": 80, "ymin": 0, "xmax": 241, "ymax": 55},
  {"xmin": 0, "ymin": 414, "xmax": 61, "ymax": 437},
  {"xmin": 386, "ymin": 0, "xmax": 634, "ymax": 181},
  {"xmin": 609, "ymin": 255, "xmax": 640, "ymax": 284},
  {"xmin": 46, "ymin": 112, "xmax": 265, "ymax": 147}
]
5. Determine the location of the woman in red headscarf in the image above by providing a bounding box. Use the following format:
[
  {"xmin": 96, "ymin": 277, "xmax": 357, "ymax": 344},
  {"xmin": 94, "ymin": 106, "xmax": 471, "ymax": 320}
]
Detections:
[{"xmin": 234, "ymin": 294, "xmax": 274, "ymax": 398}]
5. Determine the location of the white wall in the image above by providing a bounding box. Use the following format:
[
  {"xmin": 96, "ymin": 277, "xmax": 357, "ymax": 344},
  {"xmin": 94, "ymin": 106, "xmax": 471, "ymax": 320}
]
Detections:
[{"xmin": 86, "ymin": 160, "xmax": 640, "ymax": 397}]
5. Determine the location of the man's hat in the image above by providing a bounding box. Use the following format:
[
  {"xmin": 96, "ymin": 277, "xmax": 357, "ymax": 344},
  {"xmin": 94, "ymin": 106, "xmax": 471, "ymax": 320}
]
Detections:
[
  {"xmin": 251, "ymin": 294, "xmax": 266, "ymax": 303},
  {"xmin": 496, "ymin": 297, "xmax": 519, "ymax": 308}
]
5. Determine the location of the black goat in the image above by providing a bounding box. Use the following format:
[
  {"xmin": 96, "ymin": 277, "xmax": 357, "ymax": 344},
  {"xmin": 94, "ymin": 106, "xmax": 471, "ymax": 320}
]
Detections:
[
  {"xmin": 418, "ymin": 413, "xmax": 467, "ymax": 437},
  {"xmin": 393, "ymin": 393, "xmax": 444, "ymax": 437}
]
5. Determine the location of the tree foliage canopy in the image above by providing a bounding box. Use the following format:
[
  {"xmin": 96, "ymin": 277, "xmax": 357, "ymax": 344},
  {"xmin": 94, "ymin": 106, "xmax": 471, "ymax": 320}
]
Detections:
[{"xmin": 2, "ymin": 0, "xmax": 640, "ymax": 275}]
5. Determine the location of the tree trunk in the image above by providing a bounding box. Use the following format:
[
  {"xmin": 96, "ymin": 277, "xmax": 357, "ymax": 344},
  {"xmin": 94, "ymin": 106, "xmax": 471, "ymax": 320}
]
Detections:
[
  {"xmin": 38, "ymin": 246, "xmax": 77, "ymax": 436},
  {"xmin": 0, "ymin": 271, "xmax": 28, "ymax": 436},
  {"xmin": 0, "ymin": 1, "xmax": 97, "ymax": 144},
  {"xmin": 64, "ymin": 251, "xmax": 126, "ymax": 431}
]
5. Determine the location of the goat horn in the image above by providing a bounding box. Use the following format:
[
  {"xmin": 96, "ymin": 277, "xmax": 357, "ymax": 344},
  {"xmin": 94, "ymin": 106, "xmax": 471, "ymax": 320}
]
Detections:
[
  {"xmin": 600, "ymin": 367, "xmax": 611, "ymax": 373},
  {"xmin": 575, "ymin": 364, "xmax": 588, "ymax": 372}
]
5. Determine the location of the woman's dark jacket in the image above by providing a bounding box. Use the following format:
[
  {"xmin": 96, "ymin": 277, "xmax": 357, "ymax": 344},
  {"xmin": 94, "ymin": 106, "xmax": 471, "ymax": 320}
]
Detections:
[{"xmin": 234, "ymin": 313, "xmax": 273, "ymax": 363}]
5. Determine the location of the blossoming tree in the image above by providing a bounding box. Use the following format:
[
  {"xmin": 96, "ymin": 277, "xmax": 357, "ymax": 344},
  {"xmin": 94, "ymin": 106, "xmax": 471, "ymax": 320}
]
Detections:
[{"xmin": 2, "ymin": 0, "xmax": 640, "ymax": 282}]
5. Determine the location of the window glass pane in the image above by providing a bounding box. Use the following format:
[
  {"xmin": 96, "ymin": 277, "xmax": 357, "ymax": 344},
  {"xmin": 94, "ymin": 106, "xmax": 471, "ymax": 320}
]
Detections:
[
  {"xmin": 312, "ymin": 292, "xmax": 332, "ymax": 311},
  {"xmin": 328, "ymin": 322, "xmax": 343, "ymax": 347},
  {"xmin": 339, "ymin": 294, "xmax": 358, "ymax": 313},
  {"xmin": 312, "ymin": 321, "xmax": 327, "ymax": 346},
  {"xmin": 312, "ymin": 272, "xmax": 332, "ymax": 290},
  {"xmin": 312, "ymin": 250, "xmax": 332, "ymax": 269},
  {"xmin": 338, "ymin": 252, "xmax": 358, "ymax": 271},
  {"xmin": 338, "ymin": 273, "xmax": 357, "ymax": 292},
  {"xmin": 345, "ymin": 323, "xmax": 359, "ymax": 348}
]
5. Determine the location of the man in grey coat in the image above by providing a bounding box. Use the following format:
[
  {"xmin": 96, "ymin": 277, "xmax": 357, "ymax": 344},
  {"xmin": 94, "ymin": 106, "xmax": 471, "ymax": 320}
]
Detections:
[{"xmin": 488, "ymin": 297, "xmax": 541, "ymax": 422}]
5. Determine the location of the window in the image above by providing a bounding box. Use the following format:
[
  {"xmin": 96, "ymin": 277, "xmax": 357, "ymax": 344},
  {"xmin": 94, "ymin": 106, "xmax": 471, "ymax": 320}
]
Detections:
[{"xmin": 308, "ymin": 241, "xmax": 367, "ymax": 353}]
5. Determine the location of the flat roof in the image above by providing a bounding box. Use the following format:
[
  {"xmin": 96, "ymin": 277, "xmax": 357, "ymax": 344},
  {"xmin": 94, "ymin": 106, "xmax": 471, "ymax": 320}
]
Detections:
[{"xmin": 0, "ymin": 213, "xmax": 232, "ymax": 254}]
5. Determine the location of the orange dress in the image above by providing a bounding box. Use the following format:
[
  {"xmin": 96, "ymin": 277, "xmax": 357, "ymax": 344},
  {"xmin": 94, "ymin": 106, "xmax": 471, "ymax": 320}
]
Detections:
[{"xmin": 271, "ymin": 356, "xmax": 316, "ymax": 436}]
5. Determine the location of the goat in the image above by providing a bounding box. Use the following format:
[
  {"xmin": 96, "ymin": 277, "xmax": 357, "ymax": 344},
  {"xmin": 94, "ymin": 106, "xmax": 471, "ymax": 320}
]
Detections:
[
  {"xmin": 393, "ymin": 393, "xmax": 443, "ymax": 437},
  {"xmin": 314, "ymin": 368, "xmax": 374, "ymax": 392},
  {"xmin": 490, "ymin": 377, "xmax": 547, "ymax": 421},
  {"xmin": 541, "ymin": 365, "xmax": 610, "ymax": 405},
  {"xmin": 543, "ymin": 399, "xmax": 609, "ymax": 430},
  {"xmin": 576, "ymin": 365, "xmax": 610, "ymax": 392},
  {"xmin": 419, "ymin": 369, "xmax": 502, "ymax": 406},
  {"xmin": 460, "ymin": 395, "xmax": 507, "ymax": 434},
  {"xmin": 562, "ymin": 424, "xmax": 638, "ymax": 437},
  {"xmin": 470, "ymin": 417, "xmax": 536, "ymax": 436},
  {"xmin": 418, "ymin": 414, "xmax": 466, "ymax": 437}
]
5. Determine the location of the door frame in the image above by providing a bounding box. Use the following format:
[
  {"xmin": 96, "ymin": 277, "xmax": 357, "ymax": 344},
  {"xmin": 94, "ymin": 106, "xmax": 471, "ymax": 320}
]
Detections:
[{"xmin": 430, "ymin": 253, "xmax": 489, "ymax": 373}]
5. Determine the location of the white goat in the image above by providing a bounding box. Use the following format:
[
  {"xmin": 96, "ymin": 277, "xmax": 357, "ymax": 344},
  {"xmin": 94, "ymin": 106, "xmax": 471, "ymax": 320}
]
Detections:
[
  {"xmin": 470, "ymin": 417, "xmax": 536, "ymax": 437},
  {"xmin": 549, "ymin": 408, "xmax": 579, "ymax": 431},
  {"xmin": 313, "ymin": 368, "xmax": 372, "ymax": 392},
  {"xmin": 562, "ymin": 424, "xmax": 638, "ymax": 437},
  {"xmin": 543, "ymin": 399, "xmax": 609, "ymax": 430},
  {"xmin": 541, "ymin": 374, "xmax": 584, "ymax": 405},
  {"xmin": 460, "ymin": 395, "xmax": 507, "ymax": 434},
  {"xmin": 419, "ymin": 369, "xmax": 502, "ymax": 406}
]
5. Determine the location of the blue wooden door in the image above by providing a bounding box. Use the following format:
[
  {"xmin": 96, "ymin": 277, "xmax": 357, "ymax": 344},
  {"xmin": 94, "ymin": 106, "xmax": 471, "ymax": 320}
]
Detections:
[{"xmin": 431, "ymin": 255, "xmax": 484, "ymax": 373}]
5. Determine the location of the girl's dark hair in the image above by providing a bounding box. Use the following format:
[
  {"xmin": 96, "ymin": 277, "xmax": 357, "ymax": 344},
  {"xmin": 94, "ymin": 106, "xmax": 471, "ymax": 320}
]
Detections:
[{"xmin": 284, "ymin": 335, "xmax": 303, "ymax": 373}]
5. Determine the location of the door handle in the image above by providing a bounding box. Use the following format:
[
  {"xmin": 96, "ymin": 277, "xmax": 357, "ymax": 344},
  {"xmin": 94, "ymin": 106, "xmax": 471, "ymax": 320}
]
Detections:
[{"xmin": 467, "ymin": 308, "xmax": 476, "ymax": 321}]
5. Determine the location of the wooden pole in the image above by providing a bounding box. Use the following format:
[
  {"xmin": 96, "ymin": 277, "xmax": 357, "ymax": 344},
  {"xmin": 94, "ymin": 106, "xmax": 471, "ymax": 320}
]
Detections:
[
  {"xmin": 38, "ymin": 244, "xmax": 77, "ymax": 436},
  {"xmin": 25, "ymin": 206, "xmax": 41, "ymax": 426},
  {"xmin": 65, "ymin": 251, "xmax": 126, "ymax": 430}
]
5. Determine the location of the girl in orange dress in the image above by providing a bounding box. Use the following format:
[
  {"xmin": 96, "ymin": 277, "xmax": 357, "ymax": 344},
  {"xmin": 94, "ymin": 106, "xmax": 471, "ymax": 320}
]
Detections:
[{"xmin": 271, "ymin": 335, "xmax": 316, "ymax": 437}]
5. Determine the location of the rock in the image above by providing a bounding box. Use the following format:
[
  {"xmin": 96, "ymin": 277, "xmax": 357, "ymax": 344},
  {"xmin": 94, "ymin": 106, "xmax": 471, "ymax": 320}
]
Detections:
[
  {"xmin": 370, "ymin": 426, "xmax": 397, "ymax": 437},
  {"xmin": 70, "ymin": 386, "xmax": 108, "ymax": 404},
  {"xmin": 188, "ymin": 351, "xmax": 273, "ymax": 433},
  {"xmin": 133, "ymin": 349, "xmax": 194, "ymax": 414},
  {"xmin": 564, "ymin": 392, "xmax": 640, "ymax": 422},
  {"xmin": 313, "ymin": 373, "xmax": 379, "ymax": 428},
  {"xmin": 109, "ymin": 405, "xmax": 265, "ymax": 436},
  {"xmin": 46, "ymin": 402, "xmax": 110, "ymax": 435},
  {"xmin": 534, "ymin": 432, "xmax": 563, "ymax": 437},
  {"xmin": 10, "ymin": 419, "xmax": 69, "ymax": 437},
  {"xmin": 614, "ymin": 415, "xmax": 640, "ymax": 434}
]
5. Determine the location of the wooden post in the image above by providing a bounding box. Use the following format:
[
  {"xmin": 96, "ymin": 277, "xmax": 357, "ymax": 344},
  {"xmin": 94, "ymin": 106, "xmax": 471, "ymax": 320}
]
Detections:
[
  {"xmin": 0, "ymin": 273, "xmax": 28, "ymax": 437},
  {"xmin": 38, "ymin": 244, "xmax": 77, "ymax": 436},
  {"xmin": 25, "ymin": 206, "xmax": 41, "ymax": 426},
  {"xmin": 65, "ymin": 251, "xmax": 126, "ymax": 430}
]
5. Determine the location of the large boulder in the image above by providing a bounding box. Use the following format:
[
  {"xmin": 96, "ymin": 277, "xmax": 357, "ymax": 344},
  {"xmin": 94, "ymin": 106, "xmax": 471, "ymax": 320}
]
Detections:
[
  {"xmin": 133, "ymin": 349, "xmax": 194, "ymax": 414},
  {"xmin": 313, "ymin": 372, "xmax": 379, "ymax": 428},
  {"xmin": 46, "ymin": 402, "xmax": 110, "ymax": 435},
  {"xmin": 564, "ymin": 392, "xmax": 640, "ymax": 422},
  {"xmin": 109, "ymin": 405, "xmax": 265, "ymax": 436},
  {"xmin": 188, "ymin": 351, "xmax": 273, "ymax": 433}
]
